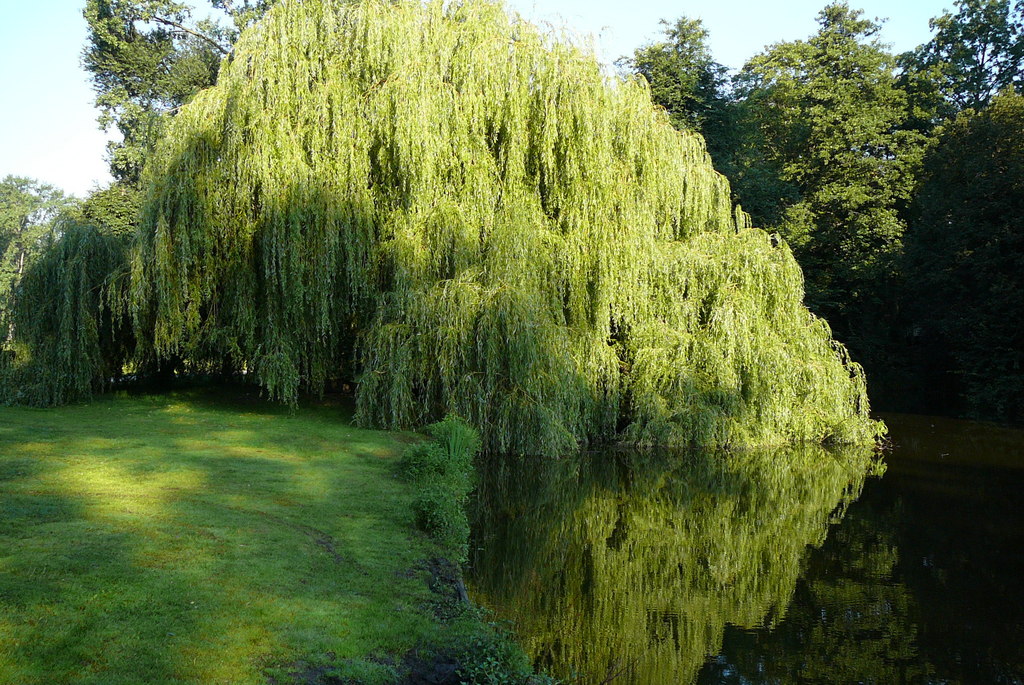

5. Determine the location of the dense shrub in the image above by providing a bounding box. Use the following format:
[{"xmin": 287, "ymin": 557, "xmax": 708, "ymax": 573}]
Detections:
[{"xmin": 401, "ymin": 415, "xmax": 481, "ymax": 561}]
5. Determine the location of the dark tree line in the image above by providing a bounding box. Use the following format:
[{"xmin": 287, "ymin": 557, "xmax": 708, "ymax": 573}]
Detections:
[{"xmin": 625, "ymin": 0, "xmax": 1024, "ymax": 423}]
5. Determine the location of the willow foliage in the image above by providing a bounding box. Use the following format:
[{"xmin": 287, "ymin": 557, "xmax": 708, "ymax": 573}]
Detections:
[
  {"xmin": 1, "ymin": 222, "xmax": 132, "ymax": 406},
  {"xmin": 134, "ymin": 0, "xmax": 879, "ymax": 454}
]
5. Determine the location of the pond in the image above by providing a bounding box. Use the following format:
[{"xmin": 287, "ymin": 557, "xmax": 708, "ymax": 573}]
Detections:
[{"xmin": 467, "ymin": 415, "xmax": 1024, "ymax": 684}]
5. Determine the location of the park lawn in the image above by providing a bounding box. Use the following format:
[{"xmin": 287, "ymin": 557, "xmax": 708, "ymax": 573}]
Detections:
[{"xmin": 0, "ymin": 389, "xmax": 453, "ymax": 684}]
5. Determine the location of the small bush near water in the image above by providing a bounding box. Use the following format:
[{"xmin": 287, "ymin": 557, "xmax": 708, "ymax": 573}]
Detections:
[
  {"xmin": 400, "ymin": 415, "xmax": 481, "ymax": 563},
  {"xmin": 450, "ymin": 625, "xmax": 559, "ymax": 685}
]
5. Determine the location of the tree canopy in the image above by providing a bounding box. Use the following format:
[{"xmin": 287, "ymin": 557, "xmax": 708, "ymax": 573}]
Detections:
[
  {"xmin": 899, "ymin": 0, "xmax": 1024, "ymax": 122},
  {"xmin": 902, "ymin": 93, "xmax": 1024, "ymax": 422},
  {"xmin": 120, "ymin": 0, "xmax": 878, "ymax": 454}
]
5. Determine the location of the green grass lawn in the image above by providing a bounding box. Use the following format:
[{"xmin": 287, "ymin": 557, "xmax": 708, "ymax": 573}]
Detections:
[{"xmin": 0, "ymin": 389, "xmax": 461, "ymax": 684}]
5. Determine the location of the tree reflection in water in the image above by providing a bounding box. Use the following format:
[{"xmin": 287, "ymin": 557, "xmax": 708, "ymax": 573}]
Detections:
[
  {"xmin": 698, "ymin": 498, "xmax": 929, "ymax": 684},
  {"xmin": 469, "ymin": 445, "xmax": 883, "ymax": 684}
]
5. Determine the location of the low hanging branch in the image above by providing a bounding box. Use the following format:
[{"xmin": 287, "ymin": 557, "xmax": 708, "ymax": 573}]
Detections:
[
  {"xmin": 151, "ymin": 16, "xmax": 230, "ymax": 55},
  {"xmin": 132, "ymin": 0, "xmax": 882, "ymax": 455}
]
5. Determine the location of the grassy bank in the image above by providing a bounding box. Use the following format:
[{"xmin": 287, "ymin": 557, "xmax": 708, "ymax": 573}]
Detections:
[{"xmin": 0, "ymin": 389, "xmax": 533, "ymax": 684}]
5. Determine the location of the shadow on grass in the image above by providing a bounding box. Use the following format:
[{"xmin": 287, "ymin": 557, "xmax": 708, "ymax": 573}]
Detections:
[
  {"xmin": 0, "ymin": 390, "xmax": 437, "ymax": 684},
  {"xmin": 1, "ymin": 479, "xmax": 202, "ymax": 683}
]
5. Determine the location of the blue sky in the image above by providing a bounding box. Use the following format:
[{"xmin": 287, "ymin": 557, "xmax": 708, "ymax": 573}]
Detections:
[{"xmin": 1, "ymin": 0, "xmax": 952, "ymax": 197}]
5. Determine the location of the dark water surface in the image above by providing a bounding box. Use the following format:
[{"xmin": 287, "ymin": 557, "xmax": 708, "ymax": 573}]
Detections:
[{"xmin": 467, "ymin": 416, "xmax": 1024, "ymax": 684}]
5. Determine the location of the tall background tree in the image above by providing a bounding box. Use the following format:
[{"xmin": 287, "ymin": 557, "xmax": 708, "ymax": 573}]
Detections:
[
  {"xmin": 619, "ymin": 18, "xmax": 734, "ymax": 177},
  {"xmin": 899, "ymin": 0, "xmax": 1024, "ymax": 127},
  {"xmin": 82, "ymin": 0, "xmax": 277, "ymax": 184},
  {"xmin": 83, "ymin": 0, "xmax": 226, "ymax": 184},
  {"xmin": 730, "ymin": 3, "xmax": 923, "ymax": 362}
]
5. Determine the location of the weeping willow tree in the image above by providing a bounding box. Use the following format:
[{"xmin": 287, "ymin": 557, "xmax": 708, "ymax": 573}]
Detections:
[
  {"xmin": 132, "ymin": 0, "xmax": 880, "ymax": 454},
  {"xmin": 0, "ymin": 220, "xmax": 132, "ymax": 406}
]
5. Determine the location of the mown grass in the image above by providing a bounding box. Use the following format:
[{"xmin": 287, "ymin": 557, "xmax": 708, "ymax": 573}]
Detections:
[{"xmin": 0, "ymin": 388, "xmax": 470, "ymax": 684}]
